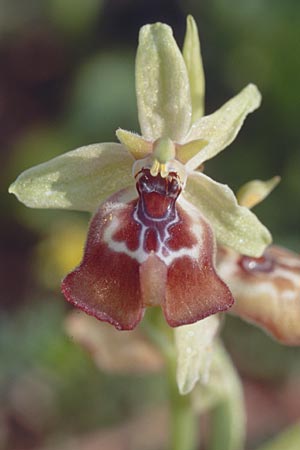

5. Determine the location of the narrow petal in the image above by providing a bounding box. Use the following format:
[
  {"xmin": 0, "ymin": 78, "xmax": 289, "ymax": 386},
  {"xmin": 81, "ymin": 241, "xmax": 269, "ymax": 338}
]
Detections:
[
  {"xmin": 163, "ymin": 197, "xmax": 234, "ymax": 326},
  {"xmin": 236, "ymin": 176, "xmax": 280, "ymax": 208},
  {"xmin": 176, "ymin": 139, "xmax": 208, "ymax": 164},
  {"xmin": 62, "ymin": 189, "xmax": 144, "ymax": 330},
  {"xmin": 185, "ymin": 172, "xmax": 271, "ymax": 257},
  {"xmin": 183, "ymin": 15, "xmax": 205, "ymax": 121},
  {"xmin": 218, "ymin": 245, "xmax": 300, "ymax": 345},
  {"xmin": 9, "ymin": 143, "xmax": 134, "ymax": 212},
  {"xmin": 185, "ymin": 84, "xmax": 261, "ymax": 171},
  {"xmin": 136, "ymin": 23, "xmax": 192, "ymax": 142},
  {"xmin": 175, "ymin": 315, "xmax": 220, "ymax": 394},
  {"xmin": 116, "ymin": 128, "xmax": 152, "ymax": 159}
]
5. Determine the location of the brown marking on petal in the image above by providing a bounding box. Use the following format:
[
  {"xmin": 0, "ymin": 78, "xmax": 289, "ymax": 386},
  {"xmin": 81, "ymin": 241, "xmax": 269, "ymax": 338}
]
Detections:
[
  {"xmin": 112, "ymin": 202, "xmax": 141, "ymax": 251},
  {"xmin": 167, "ymin": 207, "xmax": 198, "ymax": 251},
  {"xmin": 62, "ymin": 195, "xmax": 144, "ymax": 330},
  {"xmin": 272, "ymin": 276, "xmax": 295, "ymax": 291},
  {"xmin": 163, "ymin": 217, "xmax": 234, "ymax": 327},
  {"xmin": 217, "ymin": 245, "xmax": 300, "ymax": 345},
  {"xmin": 140, "ymin": 254, "xmax": 167, "ymax": 307}
]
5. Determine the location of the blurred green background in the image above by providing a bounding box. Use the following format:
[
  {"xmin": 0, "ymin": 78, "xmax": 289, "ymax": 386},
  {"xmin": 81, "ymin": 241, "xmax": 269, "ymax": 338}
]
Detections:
[{"xmin": 1, "ymin": 0, "xmax": 300, "ymax": 449}]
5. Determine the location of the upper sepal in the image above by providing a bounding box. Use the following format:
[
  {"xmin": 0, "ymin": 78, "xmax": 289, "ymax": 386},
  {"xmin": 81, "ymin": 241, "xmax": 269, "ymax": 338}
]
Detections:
[
  {"xmin": 182, "ymin": 15, "xmax": 205, "ymax": 122},
  {"xmin": 136, "ymin": 22, "xmax": 192, "ymax": 142}
]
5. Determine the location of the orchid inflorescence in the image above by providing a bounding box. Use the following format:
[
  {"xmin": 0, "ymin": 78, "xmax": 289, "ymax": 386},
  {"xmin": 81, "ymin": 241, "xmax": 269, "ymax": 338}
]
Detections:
[{"xmin": 10, "ymin": 15, "xmax": 300, "ymax": 356}]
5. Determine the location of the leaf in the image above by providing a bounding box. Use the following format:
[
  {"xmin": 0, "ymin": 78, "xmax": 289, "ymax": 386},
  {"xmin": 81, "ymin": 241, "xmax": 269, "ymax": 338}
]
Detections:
[
  {"xmin": 9, "ymin": 143, "xmax": 135, "ymax": 212},
  {"xmin": 136, "ymin": 22, "xmax": 192, "ymax": 142},
  {"xmin": 184, "ymin": 172, "xmax": 272, "ymax": 257},
  {"xmin": 185, "ymin": 84, "xmax": 261, "ymax": 171},
  {"xmin": 183, "ymin": 15, "xmax": 205, "ymax": 121}
]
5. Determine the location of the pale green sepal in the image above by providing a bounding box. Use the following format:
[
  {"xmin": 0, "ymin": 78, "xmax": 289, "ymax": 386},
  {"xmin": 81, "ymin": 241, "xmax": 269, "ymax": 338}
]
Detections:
[
  {"xmin": 116, "ymin": 128, "xmax": 152, "ymax": 160},
  {"xmin": 185, "ymin": 84, "xmax": 262, "ymax": 171},
  {"xmin": 136, "ymin": 23, "xmax": 192, "ymax": 142},
  {"xmin": 193, "ymin": 342, "xmax": 245, "ymax": 450},
  {"xmin": 183, "ymin": 15, "xmax": 205, "ymax": 122},
  {"xmin": 175, "ymin": 315, "xmax": 220, "ymax": 395},
  {"xmin": 9, "ymin": 143, "xmax": 135, "ymax": 212},
  {"xmin": 184, "ymin": 172, "xmax": 272, "ymax": 257},
  {"xmin": 237, "ymin": 176, "xmax": 280, "ymax": 208}
]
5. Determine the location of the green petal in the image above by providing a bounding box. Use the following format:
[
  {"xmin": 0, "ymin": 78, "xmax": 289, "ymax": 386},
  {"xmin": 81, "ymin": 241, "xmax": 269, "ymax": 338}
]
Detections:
[
  {"xmin": 185, "ymin": 84, "xmax": 261, "ymax": 171},
  {"xmin": 9, "ymin": 143, "xmax": 135, "ymax": 212},
  {"xmin": 136, "ymin": 23, "xmax": 192, "ymax": 142},
  {"xmin": 176, "ymin": 139, "xmax": 208, "ymax": 164},
  {"xmin": 183, "ymin": 15, "xmax": 205, "ymax": 122},
  {"xmin": 116, "ymin": 128, "xmax": 152, "ymax": 159},
  {"xmin": 184, "ymin": 172, "xmax": 272, "ymax": 257},
  {"xmin": 236, "ymin": 176, "xmax": 280, "ymax": 208},
  {"xmin": 175, "ymin": 315, "xmax": 220, "ymax": 395}
]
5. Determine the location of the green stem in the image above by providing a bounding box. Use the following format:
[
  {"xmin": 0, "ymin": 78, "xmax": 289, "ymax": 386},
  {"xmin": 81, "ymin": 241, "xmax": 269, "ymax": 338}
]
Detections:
[
  {"xmin": 142, "ymin": 309, "xmax": 198, "ymax": 450},
  {"xmin": 207, "ymin": 343, "xmax": 245, "ymax": 450},
  {"xmin": 209, "ymin": 400, "xmax": 238, "ymax": 450},
  {"xmin": 166, "ymin": 355, "xmax": 198, "ymax": 450}
]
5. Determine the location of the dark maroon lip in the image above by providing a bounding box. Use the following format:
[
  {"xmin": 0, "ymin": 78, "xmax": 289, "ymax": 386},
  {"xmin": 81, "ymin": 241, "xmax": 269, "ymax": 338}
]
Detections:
[{"xmin": 143, "ymin": 191, "xmax": 174, "ymax": 218}]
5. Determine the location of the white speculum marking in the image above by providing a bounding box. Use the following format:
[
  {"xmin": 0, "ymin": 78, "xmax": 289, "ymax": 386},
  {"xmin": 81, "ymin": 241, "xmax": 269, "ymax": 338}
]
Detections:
[{"xmin": 103, "ymin": 199, "xmax": 203, "ymax": 266}]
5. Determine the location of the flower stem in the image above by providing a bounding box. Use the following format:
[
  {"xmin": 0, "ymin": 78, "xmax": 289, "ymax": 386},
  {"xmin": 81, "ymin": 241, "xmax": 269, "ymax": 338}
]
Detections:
[
  {"xmin": 142, "ymin": 309, "xmax": 198, "ymax": 450},
  {"xmin": 166, "ymin": 355, "xmax": 198, "ymax": 450},
  {"xmin": 207, "ymin": 343, "xmax": 245, "ymax": 450}
]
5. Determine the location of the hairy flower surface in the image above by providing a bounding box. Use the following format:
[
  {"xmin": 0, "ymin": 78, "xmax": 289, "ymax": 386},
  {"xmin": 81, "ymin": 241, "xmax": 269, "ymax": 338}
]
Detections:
[{"xmin": 9, "ymin": 16, "xmax": 272, "ymax": 330}]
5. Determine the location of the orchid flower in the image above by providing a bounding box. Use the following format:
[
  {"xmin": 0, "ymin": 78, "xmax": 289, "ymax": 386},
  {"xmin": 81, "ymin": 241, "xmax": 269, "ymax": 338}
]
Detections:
[
  {"xmin": 217, "ymin": 176, "xmax": 300, "ymax": 346},
  {"xmin": 9, "ymin": 16, "xmax": 272, "ymax": 331}
]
